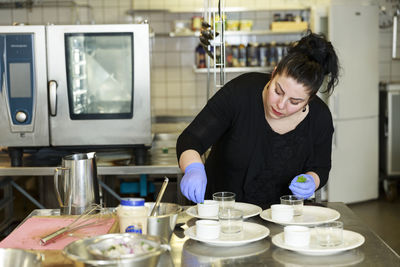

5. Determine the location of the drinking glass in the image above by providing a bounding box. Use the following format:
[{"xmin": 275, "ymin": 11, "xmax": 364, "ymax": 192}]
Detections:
[
  {"xmin": 218, "ymin": 208, "xmax": 243, "ymax": 234},
  {"xmin": 213, "ymin": 192, "xmax": 236, "ymax": 211},
  {"xmin": 280, "ymin": 195, "xmax": 304, "ymax": 216},
  {"xmin": 315, "ymin": 221, "xmax": 344, "ymax": 247}
]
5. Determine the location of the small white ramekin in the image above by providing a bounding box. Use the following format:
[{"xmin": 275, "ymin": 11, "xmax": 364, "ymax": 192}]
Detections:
[
  {"xmin": 197, "ymin": 200, "xmax": 219, "ymax": 217},
  {"xmin": 271, "ymin": 204, "xmax": 294, "ymax": 222},
  {"xmin": 284, "ymin": 225, "xmax": 311, "ymax": 247},
  {"xmin": 196, "ymin": 220, "xmax": 221, "ymax": 239}
]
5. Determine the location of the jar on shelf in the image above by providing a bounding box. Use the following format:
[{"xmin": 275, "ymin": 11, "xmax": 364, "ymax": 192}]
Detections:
[
  {"xmin": 195, "ymin": 44, "xmax": 206, "ymax": 68},
  {"xmin": 238, "ymin": 44, "xmax": 246, "ymax": 67}
]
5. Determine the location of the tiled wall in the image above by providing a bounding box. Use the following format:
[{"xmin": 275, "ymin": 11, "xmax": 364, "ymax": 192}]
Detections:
[{"xmin": 0, "ymin": 0, "xmax": 398, "ymax": 118}]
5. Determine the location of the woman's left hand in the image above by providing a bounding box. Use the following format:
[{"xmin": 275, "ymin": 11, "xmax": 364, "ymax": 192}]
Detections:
[{"xmin": 289, "ymin": 174, "xmax": 316, "ymax": 199}]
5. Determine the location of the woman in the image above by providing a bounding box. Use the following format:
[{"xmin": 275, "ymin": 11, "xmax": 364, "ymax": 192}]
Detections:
[{"xmin": 176, "ymin": 31, "xmax": 339, "ymax": 208}]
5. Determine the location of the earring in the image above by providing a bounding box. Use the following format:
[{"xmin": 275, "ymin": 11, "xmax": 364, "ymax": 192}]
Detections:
[{"xmin": 302, "ymin": 106, "xmax": 307, "ymax": 112}]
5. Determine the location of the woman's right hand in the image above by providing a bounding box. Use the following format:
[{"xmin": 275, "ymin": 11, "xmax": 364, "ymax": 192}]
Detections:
[{"xmin": 180, "ymin": 162, "xmax": 207, "ymax": 203}]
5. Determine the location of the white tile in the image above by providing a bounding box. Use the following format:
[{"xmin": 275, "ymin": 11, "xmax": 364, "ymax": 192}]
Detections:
[
  {"xmin": 167, "ymin": 81, "xmax": 182, "ymax": 97},
  {"xmin": 165, "ymin": 12, "xmax": 180, "ymax": 21},
  {"xmin": 104, "ymin": 7, "xmax": 119, "ymax": 23},
  {"xmin": 104, "ymin": 0, "xmax": 118, "ymax": 7},
  {"xmin": 196, "ymin": 95, "xmax": 207, "ymax": 109},
  {"xmin": 165, "ymin": 52, "xmax": 181, "ymax": 67},
  {"xmin": 152, "ymin": 51, "xmax": 166, "ymax": 67},
  {"xmin": 391, "ymin": 61, "xmax": 400, "ymax": 80},
  {"xmin": 182, "ymin": 96, "xmax": 197, "ymax": 110},
  {"xmin": 166, "ymin": 67, "xmax": 180, "ymax": 81},
  {"xmin": 179, "ymin": 37, "xmax": 197, "ymax": 52},
  {"xmin": 76, "ymin": 6, "xmax": 90, "ymax": 24},
  {"xmin": 151, "ymin": 21, "xmax": 167, "ymax": 33},
  {"xmin": 151, "ymin": 68, "xmax": 166, "ymax": 82},
  {"xmin": 379, "ymin": 62, "xmax": 390, "ymax": 79},
  {"xmin": 181, "ymin": 82, "xmax": 196, "ymax": 96},
  {"xmin": 119, "ymin": 0, "xmax": 132, "ymax": 8},
  {"xmin": 88, "ymin": 0, "xmax": 104, "ymax": 8},
  {"xmin": 133, "ymin": 0, "xmax": 149, "ymax": 10},
  {"xmin": 149, "ymin": 11, "xmax": 165, "ymax": 21},
  {"xmin": 92, "ymin": 8, "xmax": 105, "ymax": 24},
  {"xmin": 42, "ymin": 7, "xmax": 58, "ymax": 24},
  {"xmin": 181, "ymin": 67, "xmax": 196, "ymax": 82},
  {"xmin": 27, "ymin": 7, "xmax": 43, "ymax": 25},
  {"xmin": 180, "ymin": 51, "xmax": 195, "ymax": 67},
  {"xmin": 151, "ymin": 82, "xmax": 167, "ymax": 97},
  {"xmin": 12, "ymin": 9, "xmax": 28, "ymax": 24},
  {"xmin": 380, "ymin": 47, "xmax": 392, "ymax": 62},
  {"xmin": 149, "ymin": 1, "xmax": 165, "ymax": 10},
  {"xmin": 152, "ymin": 97, "xmax": 167, "ymax": 111},
  {"xmin": 165, "ymin": 37, "xmax": 181, "ymax": 51},
  {"xmin": 167, "ymin": 97, "xmax": 182, "ymax": 110},
  {"xmin": 153, "ymin": 37, "xmax": 166, "ymax": 52},
  {"xmin": 0, "ymin": 10, "xmax": 12, "ymax": 25}
]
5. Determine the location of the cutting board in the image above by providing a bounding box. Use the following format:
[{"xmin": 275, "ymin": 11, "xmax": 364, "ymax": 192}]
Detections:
[{"xmin": 0, "ymin": 215, "xmax": 117, "ymax": 250}]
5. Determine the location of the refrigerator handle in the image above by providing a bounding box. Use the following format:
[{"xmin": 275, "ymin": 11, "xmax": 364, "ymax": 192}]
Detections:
[
  {"xmin": 49, "ymin": 80, "xmax": 58, "ymax": 116},
  {"xmin": 392, "ymin": 9, "xmax": 400, "ymax": 59}
]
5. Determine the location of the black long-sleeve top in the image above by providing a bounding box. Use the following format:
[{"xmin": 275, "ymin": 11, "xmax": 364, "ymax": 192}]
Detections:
[{"xmin": 177, "ymin": 72, "xmax": 334, "ymax": 208}]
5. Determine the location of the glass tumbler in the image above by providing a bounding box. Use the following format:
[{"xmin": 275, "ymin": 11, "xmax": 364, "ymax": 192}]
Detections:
[
  {"xmin": 280, "ymin": 195, "xmax": 304, "ymax": 216},
  {"xmin": 315, "ymin": 221, "xmax": 344, "ymax": 247},
  {"xmin": 218, "ymin": 208, "xmax": 243, "ymax": 234},
  {"xmin": 213, "ymin": 192, "xmax": 236, "ymax": 211}
]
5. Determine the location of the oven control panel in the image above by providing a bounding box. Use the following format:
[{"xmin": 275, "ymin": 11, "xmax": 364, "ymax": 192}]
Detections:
[{"xmin": 4, "ymin": 34, "xmax": 34, "ymax": 125}]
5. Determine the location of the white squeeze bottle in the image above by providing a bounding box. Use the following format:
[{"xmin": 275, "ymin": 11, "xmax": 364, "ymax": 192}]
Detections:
[{"xmin": 117, "ymin": 197, "xmax": 148, "ymax": 234}]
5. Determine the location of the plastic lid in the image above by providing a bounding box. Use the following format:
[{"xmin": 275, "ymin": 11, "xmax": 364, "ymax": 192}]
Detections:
[{"xmin": 120, "ymin": 198, "xmax": 145, "ymax": 206}]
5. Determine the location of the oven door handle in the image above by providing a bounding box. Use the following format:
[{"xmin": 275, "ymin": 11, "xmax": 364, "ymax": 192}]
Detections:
[{"xmin": 49, "ymin": 80, "xmax": 58, "ymax": 116}]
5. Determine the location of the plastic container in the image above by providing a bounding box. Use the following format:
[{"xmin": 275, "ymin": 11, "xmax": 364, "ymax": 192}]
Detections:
[{"xmin": 117, "ymin": 198, "xmax": 148, "ymax": 234}]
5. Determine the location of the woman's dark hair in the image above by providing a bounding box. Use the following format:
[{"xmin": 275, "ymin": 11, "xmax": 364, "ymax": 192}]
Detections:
[{"xmin": 274, "ymin": 30, "xmax": 340, "ymax": 96}]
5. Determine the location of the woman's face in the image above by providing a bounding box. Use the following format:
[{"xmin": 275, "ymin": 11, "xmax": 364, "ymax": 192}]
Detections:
[{"xmin": 265, "ymin": 73, "xmax": 310, "ymax": 119}]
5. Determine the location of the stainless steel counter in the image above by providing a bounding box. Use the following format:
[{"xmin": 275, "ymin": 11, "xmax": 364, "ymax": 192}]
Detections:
[
  {"xmin": 165, "ymin": 202, "xmax": 399, "ymax": 266},
  {"xmin": 23, "ymin": 202, "xmax": 400, "ymax": 266}
]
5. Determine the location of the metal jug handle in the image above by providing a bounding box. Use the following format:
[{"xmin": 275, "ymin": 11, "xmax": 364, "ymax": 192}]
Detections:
[{"xmin": 54, "ymin": 167, "xmax": 70, "ymax": 208}]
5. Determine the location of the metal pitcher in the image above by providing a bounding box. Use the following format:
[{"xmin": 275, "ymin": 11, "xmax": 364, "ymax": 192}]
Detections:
[{"xmin": 54, "ymin": 152, "xmax": 100, "ymax": 215}]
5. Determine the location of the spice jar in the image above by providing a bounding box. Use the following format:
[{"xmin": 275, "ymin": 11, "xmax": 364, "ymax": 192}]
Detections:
[{"xmin": 117, "ymin": 197, "xmax": 148, "ymax": 234}]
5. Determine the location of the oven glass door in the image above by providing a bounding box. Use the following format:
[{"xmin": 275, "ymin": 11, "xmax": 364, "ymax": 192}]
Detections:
[{"xmin": 65, "ymin": 33, "xmax": 133, "ymax": 120}]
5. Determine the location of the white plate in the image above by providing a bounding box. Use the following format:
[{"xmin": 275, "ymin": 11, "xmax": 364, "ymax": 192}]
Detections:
[
  {"xmin": 260, "ymin": 206, "xmax": 340, "ymax": 226},
  {"xmin": 184, "ymin": 222, "xmax": 270, "ymax": 247},
  {"xmin": 186, "ymin": 202, "xmax": 262, "ymax": 219},
  {"xmin": 272, "ymin": 229, "xmax": 365, "ymax": 256}
]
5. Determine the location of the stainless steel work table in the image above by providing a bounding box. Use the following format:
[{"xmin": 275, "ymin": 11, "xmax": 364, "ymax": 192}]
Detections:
[
  {"xmin": 20, "ymin": 202, "xmax": 400, "ymax": 266},
  {"xmin": 164, "ymin": 202, "xmax": 400, "ymax": 266}
]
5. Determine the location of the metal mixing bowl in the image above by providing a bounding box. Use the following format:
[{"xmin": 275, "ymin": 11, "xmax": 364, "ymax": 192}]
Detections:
[
  {"xmin": 63, "ymin": 233, "xmax": 167, "ymax": 267},
  {"xmin": 146, "ymin": 202, "xmax": 183, "ymax": 243},
  {"xmin": 0, "ymin": 248, "xmax": 43, "ymax": 267}
]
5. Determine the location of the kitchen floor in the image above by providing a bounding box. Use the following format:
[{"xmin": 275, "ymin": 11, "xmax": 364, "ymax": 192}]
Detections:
[{"xmin": 348, "ymin": 189, "xmax": 400, "ymax": 255}]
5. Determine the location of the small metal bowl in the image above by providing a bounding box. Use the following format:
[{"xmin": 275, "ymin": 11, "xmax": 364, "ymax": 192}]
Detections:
[
  {"xmin": 63, "ymin": 233, "xmax": 167, "ymax": 267},
  {"xmin": 0, "ymin": 248, "xmax": 43, "ymax": 267}
]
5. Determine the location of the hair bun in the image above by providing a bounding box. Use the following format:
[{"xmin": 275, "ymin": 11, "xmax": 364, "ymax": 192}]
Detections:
[{"xmin": 289, "ymin": 31, "xmax": 333, "ymax": 72}]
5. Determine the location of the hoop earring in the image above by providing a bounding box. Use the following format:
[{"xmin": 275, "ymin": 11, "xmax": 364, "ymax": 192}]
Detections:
[{"xmin": 302, "ymin": 106, "xmax": 307, "ymax": 112}]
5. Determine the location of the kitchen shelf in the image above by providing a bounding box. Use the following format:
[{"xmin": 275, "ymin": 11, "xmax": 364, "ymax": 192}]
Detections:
[
  {"xmin": 193, "ymin": 66, "xmax": 273, "ymax": 73},
  {"xmin": 165, "ymin": 29, "xmax": 306, "ymax": 38}
]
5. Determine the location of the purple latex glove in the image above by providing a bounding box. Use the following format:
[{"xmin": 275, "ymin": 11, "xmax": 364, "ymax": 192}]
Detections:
[
  {"xmin": 289, "ymin": 174, "xmax": 316, "ymax": 199},
  {"xmin": 180, "ymin": 162, "xmax": 207, "ymax": 203}
]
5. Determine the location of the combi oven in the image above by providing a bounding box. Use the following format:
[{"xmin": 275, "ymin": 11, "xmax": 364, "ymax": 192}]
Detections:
[{"xmin": 0, "ymin": 24, "xmax": 151, "ymax": 166}]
